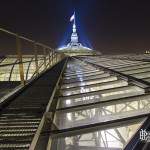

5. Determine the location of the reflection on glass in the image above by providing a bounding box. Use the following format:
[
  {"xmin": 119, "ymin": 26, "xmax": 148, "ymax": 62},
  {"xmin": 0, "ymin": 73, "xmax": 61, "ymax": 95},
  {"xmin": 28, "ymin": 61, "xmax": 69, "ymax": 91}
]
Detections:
[
  {"xmin": 64, "ymin": 62, "xmax": 97, "ymax": 77},
  {"xmin": 143, "ymin": 78, "xmax": 150, "ymax": 83},
  {"xmin": 55, "ymin": 95, "xmax": 149, "ymax": 130},
  {"xmin": 131, "ymin": 72, "xmax": 150, "ymax": 79},
  {"xmin": 61, "ymin": 76, "xmax": 118, "ymax": 89},
  {"xmin": 63, "ymin": 73, "xmax": 110, "ymax": 84},
  {"xmin": 122, "ymin": 67, "xmax": 150, "ymax": 75},
  {"xmin": 93, "ymin": 60, "xmax": 145, "ymax": 68},
  {"xmin": 51, "ymin": 119, "xmax": 144, "ymax": 150},
  {"xmin": 115, "ymin": 63, "xmax": 150, "ymax": 72},
  {"xmin": 64, "ymin": 69, "xmax": 99, "ymax": 77},
  {"xmin": 95, "ymin": 61, "xmax": 141, "ymax": 68},
  {"xmin": 0, "ymin": 56, "xmax": 46, "ymax": 81},
  {"xmin": 0, "ymin": 65, "xmax": 13, "ymax": 81},
  {"xmin": 100, "ymin": 86, "xmax": 144, "ymax": 99},
  {"xmin": 63, "ymin": 77, "xmax": 118, "ymax": 91},
  {"xmin": 61, "ymin": 80, "xmax": 128, "ymax": 96},
  {"xmin": 58, "ymin": 86, "xmax": 144, "ymax": 109},
  {"xmin": 64, "ymin": 70, "xmax": 101, "ymax": 80},
  {"xmin": 57, "ymin": 95, "xmax": 100, "ymax": 109}
]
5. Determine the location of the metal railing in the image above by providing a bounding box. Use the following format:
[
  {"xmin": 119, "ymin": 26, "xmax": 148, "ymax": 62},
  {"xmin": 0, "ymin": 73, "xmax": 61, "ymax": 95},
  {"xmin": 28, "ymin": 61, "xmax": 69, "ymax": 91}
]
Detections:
[{"xmin": 0, "ymin": 28, "xmax": 65, "ymax": 86}]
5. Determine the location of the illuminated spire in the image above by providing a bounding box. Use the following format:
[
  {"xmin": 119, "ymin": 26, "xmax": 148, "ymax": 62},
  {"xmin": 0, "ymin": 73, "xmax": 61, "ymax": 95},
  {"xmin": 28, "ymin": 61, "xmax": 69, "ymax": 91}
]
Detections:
[
  {"xmin": 71, "ymin": 11, "xmax": 78, "ymax": 43},
  {"xmin": 57, "ymin": 11, "xmax": 92, "ymax": 51}
]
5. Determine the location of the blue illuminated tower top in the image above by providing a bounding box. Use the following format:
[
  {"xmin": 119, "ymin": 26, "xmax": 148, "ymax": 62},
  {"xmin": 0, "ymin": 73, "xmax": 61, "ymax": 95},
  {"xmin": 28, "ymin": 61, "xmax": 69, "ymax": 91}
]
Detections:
[
  {"xmin": 71, "ymin": 12, "xmax": 78, "ymax": 43},
  {"xmin": 57, "ymin": 11, "xmax": 92, "ymax": 51}
]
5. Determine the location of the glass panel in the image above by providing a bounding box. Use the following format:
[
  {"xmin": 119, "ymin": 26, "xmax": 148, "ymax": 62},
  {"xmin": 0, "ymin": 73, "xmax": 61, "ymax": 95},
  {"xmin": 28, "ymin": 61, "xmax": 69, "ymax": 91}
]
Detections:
[
  {"xmin": 57, "ymin": 86, "xmax": 144, "ymax": 109},
  {"xmin": 131, "ymin": 72, "xmax": 150, "ymax": 79},
  {"xmin": 23, "ymin": 62, "xmax": 30, "ymax": 80},
  {"xmin": 65, "ymin": 63, "xmax": 96, "ymax": 75},
  {"xmin": 64, "ymin": 71, "xmax": 105, "ymax": 82},
  {"xmin": 64, "ymin": 70, "xmax": 100, "ymax": 77},
  {"xmin": 51, "ymin": 119, "xmax": 144, "ymax": 150},
  {"xmin": 27, "ymin": 61, "xmax": 36, "ymax": 80},
  {"xmin": 122, "ymin": 67, "xmax": 150, "ymax": 75},
  {"xmin": 115, "ymin": 63, "xmax": 150, "ymax": 72},
  {"xmin": 111, "ymin": 62, "xmax": 149, "ymax": 70},
  {"xmin": 61, "ymin": 80, "xmax": 128, "ymax": 96},
  {"xmin": 0, "ymin": 58, "xmax": 17, "ymax": 65},
  {"xmin": 63, "ymin": 73, "xmax": 110, "ymax": 84},
  {"xmin": 0, "ymin": 57, "xmax": 17, "ymax": 81},
  {"xmin": 10, "ymin": 64, "xmax": 21, "ymax": 81},
  {"xmin": 92, "ymin": 59, "xmax": 148, "ymax": 70},
  {"xmin": 61, "ymin": 76, "xmax": 118, "ymax": 89},
  {"xmin": 94, "ymin": 61, "xmax": 143, "ymax": 68},
  {"xmin": 54, "ymin": 94, "xmax": 149, "ymax": 130},
  {"xmin": 64, "ymin": 71, "xmax": 104, "ymax": 80},
  {"xmin": 143, "ymin": 78, "xmax": 150, "ymax": 83},
  {"xmin": 0, "ymin": 65, "xmax": 12, "ymax": 81},
  {"xmin": 109, "ymin": 61, "xmax": 145, "ymax": 71}
]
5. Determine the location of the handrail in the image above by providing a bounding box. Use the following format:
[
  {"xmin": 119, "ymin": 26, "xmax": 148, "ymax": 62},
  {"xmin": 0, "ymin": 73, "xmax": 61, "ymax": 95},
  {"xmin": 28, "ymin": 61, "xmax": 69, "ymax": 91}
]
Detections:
[
  {"xmin": 0, "ymin": 27, "xmax": 65, "ymax": 85},
  {"xmin": 29, "ymin": 58, "xmax": 68, "ymax": 150},
  {"xmin": 0, "ymin": 28, "xmax": 51, "ymax": 49}
]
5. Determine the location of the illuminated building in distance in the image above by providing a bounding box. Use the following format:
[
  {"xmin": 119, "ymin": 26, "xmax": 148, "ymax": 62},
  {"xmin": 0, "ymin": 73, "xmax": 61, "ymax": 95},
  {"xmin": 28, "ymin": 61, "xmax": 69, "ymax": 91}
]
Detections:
[{"xmin": 57, "ymin": 12, "xmax": 92, "ymax": 52}]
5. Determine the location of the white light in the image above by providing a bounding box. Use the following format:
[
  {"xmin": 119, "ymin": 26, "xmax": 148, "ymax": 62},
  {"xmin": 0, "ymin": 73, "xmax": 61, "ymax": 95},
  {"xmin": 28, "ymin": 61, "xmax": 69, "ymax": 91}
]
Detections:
[
  {"xmin": 79, "ymin": 77, "xmax": 83, "ymax": 81},
  {"xmin": 67, "ymin": 113, "xmax": 72, "ymax": 121},
  {"xmin": 66, "ymin": 100, "xmax": 71, "ymax": 105},
  {"xmin": 57, "ymin": 46, "xmax": 67, "ymax": 51}
]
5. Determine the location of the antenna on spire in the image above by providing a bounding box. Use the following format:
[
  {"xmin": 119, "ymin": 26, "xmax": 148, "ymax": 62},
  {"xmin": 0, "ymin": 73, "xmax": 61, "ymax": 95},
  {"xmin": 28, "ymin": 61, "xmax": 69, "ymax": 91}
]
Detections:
[
  {"xmin": 74, "ymin": 11, "xmax": 76, "ymax": 25},
  {"xmin": 70, "ymin": 11, "xmax": 76, "ymax": 23},
  {"xmin": 57, "ymin": 10, "xmax": 92, "ymax": 51}
]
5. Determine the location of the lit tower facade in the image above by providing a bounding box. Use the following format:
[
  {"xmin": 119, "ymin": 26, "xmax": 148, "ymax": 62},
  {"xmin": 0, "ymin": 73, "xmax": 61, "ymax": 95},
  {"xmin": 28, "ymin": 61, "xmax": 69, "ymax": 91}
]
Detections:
[
  {"xmin": 57, "ymin": 12, "xmax": 92, "ymax": 52},
  {"xmin": 70, "ymin": 12, "xmax": 78, "ymax": 44}
]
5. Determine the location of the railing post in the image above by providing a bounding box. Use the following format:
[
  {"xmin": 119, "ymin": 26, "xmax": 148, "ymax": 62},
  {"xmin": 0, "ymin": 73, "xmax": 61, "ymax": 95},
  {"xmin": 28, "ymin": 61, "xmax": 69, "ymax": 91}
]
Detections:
[
  {"xmin": 52, "ymin": 51, "xmax": 54, "ymax": 65},
  {"xmin": 43, "ymin": 47, "xmax": 47, "ymax": 69},
  {"xmin": 54, "ymin": 52, "xmax": 56, "ymax": 64},
  {"xmin": 16, "ymin": 34, "xmax": 25, "ymax": 86},
  {"xmin": 48, "ymin": 49, "xmax": 51, "ymax": 67},
  {"xmin": 55, "ymin": 53, "xmax": 57, "ymax": 63},
  {"xmin": 34, "ymin": 43, "xmax": 39, "ymax": 75},
  {"xmin": 51, "ymin": 51, "xmax": 53, "ymax": 66},
  {"xmin": 55, "ymin": 50, "xmax": 57, "ymax": 63}
]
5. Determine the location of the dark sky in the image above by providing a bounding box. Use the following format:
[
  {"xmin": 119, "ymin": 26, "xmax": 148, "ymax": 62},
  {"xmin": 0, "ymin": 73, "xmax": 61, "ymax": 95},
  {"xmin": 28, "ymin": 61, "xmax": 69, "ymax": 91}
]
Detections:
[{"xmin": 1, "ymin": 0, "xmax": 150, "ymax": 54}]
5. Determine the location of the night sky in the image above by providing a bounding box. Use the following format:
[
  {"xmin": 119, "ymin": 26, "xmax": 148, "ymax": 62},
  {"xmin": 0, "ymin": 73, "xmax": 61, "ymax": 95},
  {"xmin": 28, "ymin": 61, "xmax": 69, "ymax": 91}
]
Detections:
[{"xmin": 1, "ymin": 0, "xmax": 150, "ymax": 54}]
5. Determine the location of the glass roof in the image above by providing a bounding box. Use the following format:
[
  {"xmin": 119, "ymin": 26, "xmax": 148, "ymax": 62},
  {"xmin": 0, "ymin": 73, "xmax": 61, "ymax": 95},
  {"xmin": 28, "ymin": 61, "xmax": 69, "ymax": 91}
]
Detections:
[
  {"xmin": 49, "ymin": 56, "xmax": 150, "ymax": 150},
  {"xmin": 61, "ymin": 80, "xmax": 128, "ymax": 96},
  {"xmin": 55, "ymin": 94, "xmax": 150, "ymax": 129},
  {"xmin": 61, "ymin": 76, "xmax": 118, "ymax": 89},
  {"xmin": 0, "ymin": 55, "xmax": 48, "ymax": 81},
  {"xmin": 82, "ymin": 55, "xmax": 150, "ymax": 83},
  {"xmin": 51, "ymin": 119, "xmax": 144, "ymax": 150}
]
